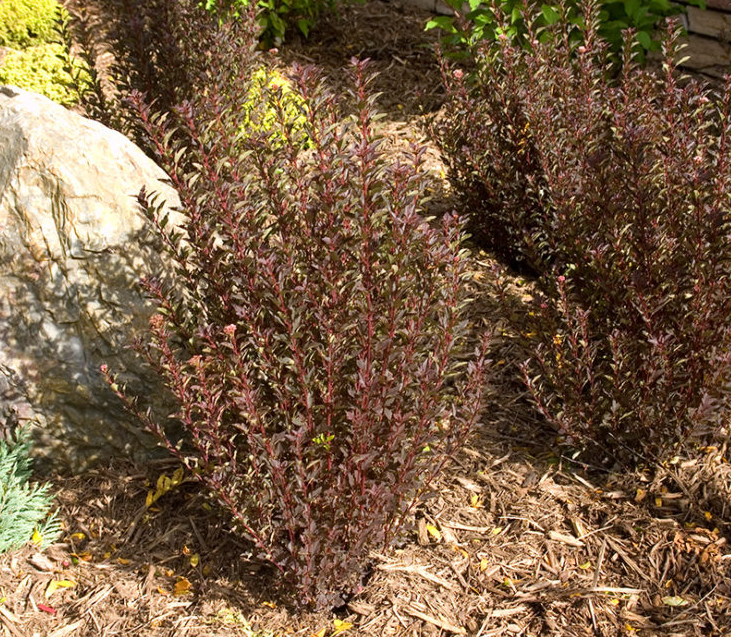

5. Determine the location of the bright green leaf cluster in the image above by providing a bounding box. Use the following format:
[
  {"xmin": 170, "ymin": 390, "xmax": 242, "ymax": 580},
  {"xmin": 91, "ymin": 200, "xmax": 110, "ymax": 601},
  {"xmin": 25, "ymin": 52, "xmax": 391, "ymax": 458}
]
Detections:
[
  {"xmin": 0, "ymin": 0, "xmax": 60, "ymax": 47},
  {"xmin": 426, "ymin": 0, "xmax": 706, "ymax": 58},
  {"xmin": 0, "ymin": 429, "xmax": 61, "ymax": 554},
  {"xmin": 0, "ymin": 43, "xmax": 89, "ymax": 105},
  {"xmin": 201, "ymin": 0, "xmax": 335, "ymax": 46},
  {"xmin": 0, "ymin": 0, "xmax": 90, "ymax": 106},
  {"xmin": 239, "ymin": 66, "xmax": 310, "ymax": 146}
]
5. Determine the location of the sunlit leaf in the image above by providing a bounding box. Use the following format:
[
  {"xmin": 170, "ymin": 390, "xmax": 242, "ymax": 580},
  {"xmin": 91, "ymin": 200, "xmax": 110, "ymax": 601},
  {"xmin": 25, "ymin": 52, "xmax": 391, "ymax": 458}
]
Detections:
[
  {"xmin": 426, "ymin": 524, "xmax": 441, "ymax": 541},
  {"xmin": 45, "ymin": 580, "xmax": 75, "ymax": 598},
  {"xmin": 332, "ymin": 619, "xmax": 353, "ymax": 635},
  {"xmin": 662, "ymin": 596, "xmax": 689, "ymax": 606},
  {"xmin": 174, "ymin": 577, "xmax": 192, "ymax": 596}
]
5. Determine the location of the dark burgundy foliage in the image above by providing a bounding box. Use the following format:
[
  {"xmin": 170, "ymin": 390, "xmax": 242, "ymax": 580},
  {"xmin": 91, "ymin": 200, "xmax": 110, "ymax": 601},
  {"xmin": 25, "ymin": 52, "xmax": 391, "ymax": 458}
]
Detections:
[
  {"xmin": 105, "ymin": 56, "xmax": 490, "ymax": 607},
  {"xmin": 435, "ymin": 0, "xmax": 731, "ymax": 464}
]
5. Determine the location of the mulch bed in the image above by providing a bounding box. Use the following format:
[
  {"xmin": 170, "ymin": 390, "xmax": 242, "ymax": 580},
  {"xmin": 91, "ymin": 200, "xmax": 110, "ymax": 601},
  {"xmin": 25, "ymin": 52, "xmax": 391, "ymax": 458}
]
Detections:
[{"xmin": 2, "ymin": 1, "xmax": 731, "ymax": 635}]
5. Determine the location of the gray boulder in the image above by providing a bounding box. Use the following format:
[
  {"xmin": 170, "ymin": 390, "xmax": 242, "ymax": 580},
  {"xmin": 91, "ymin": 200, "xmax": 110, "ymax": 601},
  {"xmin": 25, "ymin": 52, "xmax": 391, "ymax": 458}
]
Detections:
[{"xmin": 0, "ymin": 85, "xmax": 182, "ymax": 472}]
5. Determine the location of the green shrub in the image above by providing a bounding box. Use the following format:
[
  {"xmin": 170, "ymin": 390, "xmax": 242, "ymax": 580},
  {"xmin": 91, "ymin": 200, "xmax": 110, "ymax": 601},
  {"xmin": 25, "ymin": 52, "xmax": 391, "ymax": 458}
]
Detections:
[
  {"xmin": 434, "ymin": 0, "xmax": 731, "ymax": 464},
  {"xmin": 202, "ymin": 0, "xmax": 336, "ymax": 46},
  {"xmin": 239, "ymin": 66, "xmax": 310, "ymax": 145},
  {"xmin": 0, "ymin": 428, "xmax": 61, "ymax": 554},
  {"xmin": 0, "ymin": 0, "xmax": 61, "ymax": 47},
  {"xmin": 427, "ymin": 0, "xmax": 704, "ymax": 59},
  {"xmin": 0, "ymin": 43, "xmax": 87, "ymax": 105}
]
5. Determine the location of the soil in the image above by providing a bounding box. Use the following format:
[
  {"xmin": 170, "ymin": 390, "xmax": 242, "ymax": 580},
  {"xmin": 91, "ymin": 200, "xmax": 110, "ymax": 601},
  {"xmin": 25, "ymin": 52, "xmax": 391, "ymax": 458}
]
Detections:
[{"xmin": 2, "ymin": 1, "xmax": 731, "ymax": 636}]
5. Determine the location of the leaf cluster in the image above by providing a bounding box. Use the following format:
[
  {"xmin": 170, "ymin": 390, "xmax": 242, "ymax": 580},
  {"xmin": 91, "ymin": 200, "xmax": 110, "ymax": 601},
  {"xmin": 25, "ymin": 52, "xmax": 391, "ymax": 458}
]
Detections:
[
  {"xmin": 426, "ymin": 0, "xmax": 704, "ymax": 60},
  {"xmin": 0, "ymin": 0, "xmax": 60, "ymax": 47},
  {"xmin": 201, "ymin": 0, "xmax": 337, "ymax": 46},
  {"xmin": 106, "ymin": 57, "xmax": 490, "ymax": 607},
  {"xmin": 0, "ymin": 0, "xmax": 89, "ymax": 106},
  {"xmin": 434, "ymin": 0, "xmax": 731, "ymax": 464},
  {"xmin": 0, "ymin": 427, "xmax": 60, "ymax": 554}
]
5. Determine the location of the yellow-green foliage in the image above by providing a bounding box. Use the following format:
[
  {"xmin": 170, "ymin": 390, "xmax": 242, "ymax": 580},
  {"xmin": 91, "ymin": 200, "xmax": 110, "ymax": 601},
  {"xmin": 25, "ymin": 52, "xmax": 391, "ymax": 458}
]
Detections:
[
  {"xmin": 0, "ymin": 0, "xmax": 60, "ymax": 47},
  {"xmin": 0, "ymin": 44, "xmax": 88, "ymax": 106},
  {"xmin": 0, "ymin": 0, "xmax": 90, "ymax": 106},
  {"xmin": 241, "ymin": 67, "xmax": 310, "ymax": 146}
]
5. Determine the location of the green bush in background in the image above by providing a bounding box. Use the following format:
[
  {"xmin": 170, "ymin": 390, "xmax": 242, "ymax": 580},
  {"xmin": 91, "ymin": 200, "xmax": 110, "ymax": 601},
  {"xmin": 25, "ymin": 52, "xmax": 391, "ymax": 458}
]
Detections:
[
  {"xmin": 0, "ymin": 429, "xmax": 61, "ymax": 554},
  {"xmin": 201, "ymin": 0, "xmax": 336, "ymax": 46},
  {"xmin": 0, "ymin": 0, "xmax": 60, "ymax": 47},
  {"xmin": 0, "ymin": 43, "xmax": 86, "ymax": 105},
  {"xmin": 427, "ymin": 0, "xmax": 705, "ymax": 60},
  {"xmin": 239, "ymin": 66, "xmax": 311, "ymax": 145},
  {"xmin": 0, "ymin": 0, "xmax": 89, "ymax": 105}
]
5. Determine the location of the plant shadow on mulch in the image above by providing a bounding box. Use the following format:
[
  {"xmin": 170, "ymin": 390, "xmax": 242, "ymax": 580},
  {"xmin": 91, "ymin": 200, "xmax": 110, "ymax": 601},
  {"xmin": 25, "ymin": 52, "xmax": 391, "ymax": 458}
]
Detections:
[{"xmin": 2, "ymin": 0, "xmax": 731, "ymax": 636}]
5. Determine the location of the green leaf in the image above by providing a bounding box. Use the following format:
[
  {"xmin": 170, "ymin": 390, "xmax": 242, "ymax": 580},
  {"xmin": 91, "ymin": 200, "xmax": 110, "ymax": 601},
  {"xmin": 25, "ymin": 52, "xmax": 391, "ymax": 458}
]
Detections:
[
  {"xmin": 297, "ymin": 18, "xmax": 310, "ymax": 36},
  {"xmin": 541, "ymin": 4, "xmax": 560, "ymax": 24},
  {"xmin": 623, "ymin": 0, "xmax": 641, "ymax": 21},
  {"xmin": 636, "ymin": 30, "xmax": 652, "ymax": 49},
  {"xmin": 425, "ymin": 15, "xmax": 457, "ymax": 32}
]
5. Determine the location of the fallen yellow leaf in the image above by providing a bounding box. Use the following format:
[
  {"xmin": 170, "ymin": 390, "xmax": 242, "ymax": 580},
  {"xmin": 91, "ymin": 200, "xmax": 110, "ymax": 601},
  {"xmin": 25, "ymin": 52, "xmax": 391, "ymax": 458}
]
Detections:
[
  {"xmin": 189, "ymin": 553, "xmax": 200, "ymax": 567},
  {"xmin": 470, "ymin": 494, "xmax": 484, "ymax": 508},
  {"xmin": 117, "ymin": 558, "xmax": 131, "ymax": 565},
  {"xmin": 662, "ymin": 596, "xmax": 689, "ymax": 607},
  {"xmin": 173, "ymin": 577, "xmax": 192, "ymax": 596},
  {"xmin": 479, "ymin": 558, "xmax": 489, "ymax": 571},
  {"xmin": 311, "ymin": 628, "xmax": 327, "ymax": 637},
  {"xmin": 332, "ymin": 619, "xmax": 353, "ymax": 635},
  {"xmin": 261, "ymin": 601, "xmax": 276, "ymax": 608},
  {"xmin": 426, "ymin": 524, "xmax": 441, "ymax": 541},
  {"xmin": 70, "ymin": 532, "xmax": 86, "ymax": 541},
  {"xmin": 45, "ymin": 580, "xmax": 75, "ymax": 599},
  {"xmin": 579, "ymin": 561, "xmax": 591, "ymax": 570},
  {"xmin": 452, "ymin": 545, "xmax": 469, "ymax": 558}
]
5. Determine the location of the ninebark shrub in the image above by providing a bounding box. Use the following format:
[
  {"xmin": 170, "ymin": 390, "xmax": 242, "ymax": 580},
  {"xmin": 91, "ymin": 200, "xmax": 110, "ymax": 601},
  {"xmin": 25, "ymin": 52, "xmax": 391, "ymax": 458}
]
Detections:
[
  {"xmin": 435, "ymin": 0, "xmax": 731, "ymax": 463},
  {"xmin": 106, "ymin": 60, "xmax": 490, "ymax": 607}
]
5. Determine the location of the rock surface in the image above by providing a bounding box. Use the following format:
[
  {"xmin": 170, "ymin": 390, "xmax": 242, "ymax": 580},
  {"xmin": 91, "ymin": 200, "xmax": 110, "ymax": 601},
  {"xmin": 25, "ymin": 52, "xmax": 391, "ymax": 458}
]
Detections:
[{"xmin": 0, "ymin": 85, "xmax": 181, "ymax": 472}]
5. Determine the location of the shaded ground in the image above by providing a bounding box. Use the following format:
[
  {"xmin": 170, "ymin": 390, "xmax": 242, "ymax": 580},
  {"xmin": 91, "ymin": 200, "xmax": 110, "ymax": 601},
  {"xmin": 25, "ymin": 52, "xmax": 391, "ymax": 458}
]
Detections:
[{"xmin": 1, "ymin": 1, "xmax": 731, "ymax": 636}]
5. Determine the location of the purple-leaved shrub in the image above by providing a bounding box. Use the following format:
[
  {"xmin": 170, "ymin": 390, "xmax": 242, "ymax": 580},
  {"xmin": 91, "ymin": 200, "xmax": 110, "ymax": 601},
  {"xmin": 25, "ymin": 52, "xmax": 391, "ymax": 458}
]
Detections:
[
  {"xmin": 105, "ymin": 57, "xmax": 490, "ymax": 607},
  {"xmin": 435, "ymin": 0, "xmax": 731, "ymax": 464}
]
